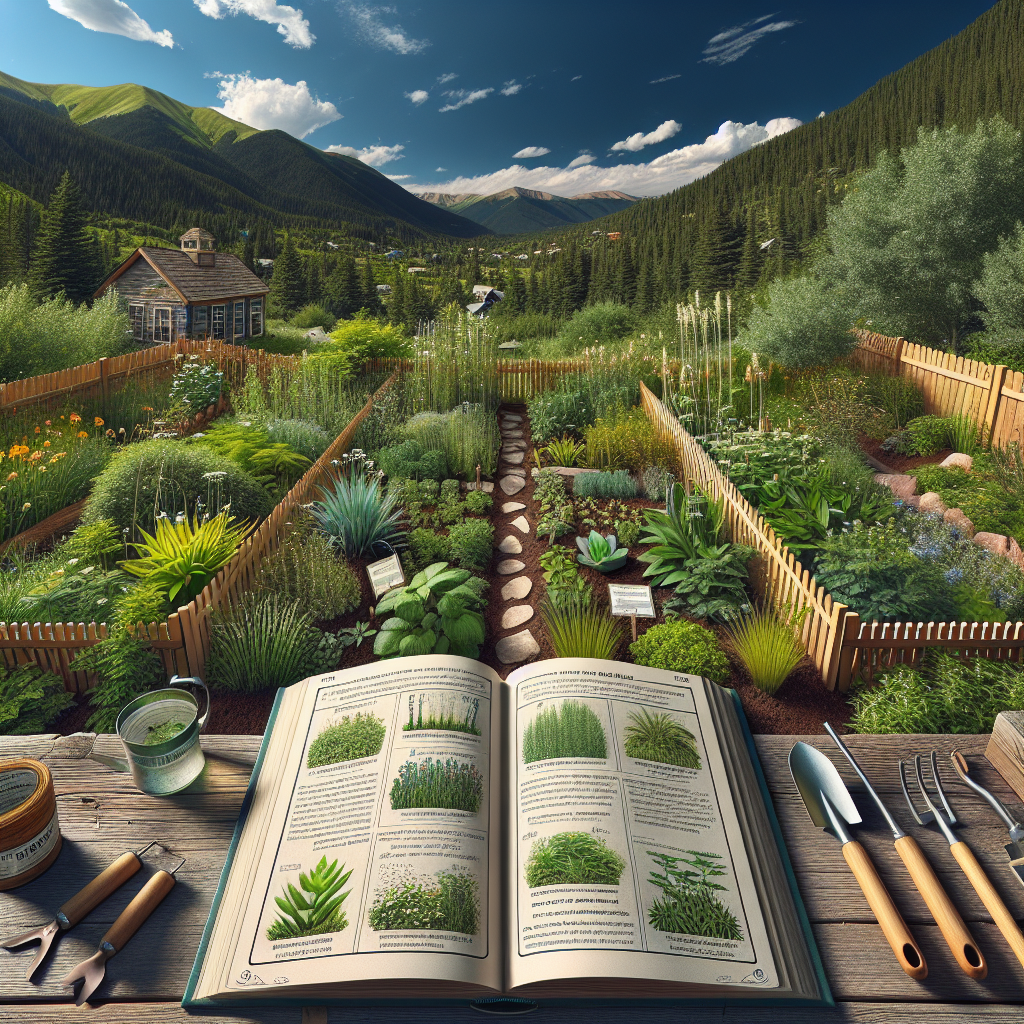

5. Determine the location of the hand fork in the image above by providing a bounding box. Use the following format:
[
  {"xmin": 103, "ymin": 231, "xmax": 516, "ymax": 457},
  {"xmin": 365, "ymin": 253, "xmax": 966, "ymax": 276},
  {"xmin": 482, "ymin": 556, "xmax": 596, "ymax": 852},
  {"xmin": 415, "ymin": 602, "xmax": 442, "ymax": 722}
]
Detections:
[{"xmin": 900, "ymin": 752, "xmax": 1024, "ymax": 970}]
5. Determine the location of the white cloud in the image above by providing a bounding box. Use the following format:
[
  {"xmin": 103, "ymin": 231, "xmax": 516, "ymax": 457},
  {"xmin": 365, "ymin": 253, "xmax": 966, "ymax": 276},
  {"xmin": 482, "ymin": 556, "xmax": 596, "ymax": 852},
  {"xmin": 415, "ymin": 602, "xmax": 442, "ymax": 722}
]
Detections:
[
  {"xmin": 211, "ymin": 74, "xmax": 341, "ymax": 138},
  {"xmin": 439, "ymin": 88, "xmax": 493, "ymax": 112},
  {"xmin": 193, "ymin": 0, "xmax": 313, "ymax": 48},
  {"xmin": 570, "ymin": 75, "xmax": 582, "ymax": 82},
  {"xmin": 345, "ymin": 4, "xmax": 429, "ymax": 54},
  {"xmin": 610, "ymin": 119, "xmax": 682, "ymax": 153},
  {"xmin": 437, "ymin": 73, "xmax": 457, "ymax": 84},
  {"xmin": 386, "ymin": 174, "xmax": 411, "ymax": 180},
  {"xmin": 650, "ymin": 73, "xmax": 681, "ymax": 84},
  {"xmin": 325, "ymin": 142, "xmax": 404, "ymax": 166},
  {"xmin": 513, "ymin": 146, "xmax": 550, "ymax": 159},
  {"xmin": 568, "ymin": 153, "xmax": 596, "ymax": 168},
  {"xmin": 702, "ymin": 14, "xmax": 798, "ymax": 65},
  {"xmin": 435, "ymin": 166, "xmax": 447, "ymax": 172},
  {"xmin": 406, "ymin": 117, "xmax": 802, "ymax": 198},
  {"xmin": 48, "ymin": 0, "xmax": 173, "ymax": 47},
  {"xmin": 501, "ymin": 80, "xmax": 522, "ymax": 96},
  {"xmin": 406, "ymin": 89, "xmax": 429, "ymax": 105}
]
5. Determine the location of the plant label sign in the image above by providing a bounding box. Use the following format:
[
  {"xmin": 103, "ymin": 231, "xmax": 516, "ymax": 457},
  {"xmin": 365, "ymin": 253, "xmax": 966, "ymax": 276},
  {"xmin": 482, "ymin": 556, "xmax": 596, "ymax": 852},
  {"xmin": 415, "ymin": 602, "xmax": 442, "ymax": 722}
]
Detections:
[
  {"xmin": 607, "ymin": 584, "xmax": 656, "ymax": 619},
  {"xmin": 367, "ymin": 554, "xmax": 404, "ymax": 598}
]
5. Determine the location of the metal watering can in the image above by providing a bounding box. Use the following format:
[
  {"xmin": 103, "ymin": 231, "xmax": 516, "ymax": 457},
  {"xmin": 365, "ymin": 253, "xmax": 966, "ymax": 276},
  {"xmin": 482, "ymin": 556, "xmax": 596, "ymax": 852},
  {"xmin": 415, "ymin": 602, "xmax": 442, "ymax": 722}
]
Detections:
[{"xmin": 92, "ymin": 676, "xmax": 210, "ymax": 796}]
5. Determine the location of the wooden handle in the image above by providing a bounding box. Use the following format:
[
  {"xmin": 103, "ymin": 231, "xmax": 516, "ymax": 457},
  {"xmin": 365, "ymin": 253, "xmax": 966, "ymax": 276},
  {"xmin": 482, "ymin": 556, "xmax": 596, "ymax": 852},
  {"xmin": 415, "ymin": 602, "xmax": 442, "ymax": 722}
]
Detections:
[
  {"xmin": 950, "ymin": 840, "xmax": 1024, "ymax": 969},
  {"xmin": 101, "ymin": 871, "xmax": 176, "ymax": 953},
  {"xmin": 58, "ymin": 852, "xmax": 142, "ymax": 929},
  {"xmin": 842, "ymin": 840, "xmax": 928, "ymax": 980},
  {"xmin": 894, "ymin": 835, "xmax": 987, "ymax": 979}
]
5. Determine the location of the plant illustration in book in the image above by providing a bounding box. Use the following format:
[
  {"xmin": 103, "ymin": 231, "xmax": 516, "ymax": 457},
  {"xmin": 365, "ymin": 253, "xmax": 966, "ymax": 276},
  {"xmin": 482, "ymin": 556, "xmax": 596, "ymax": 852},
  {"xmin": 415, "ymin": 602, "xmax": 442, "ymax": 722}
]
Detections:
[
  {"xmin": 522, "ymin": 700, "xmax": 607, "ymax": 763},
  {"xmin": 307, "ymin": 711, "xmax": 386, "ymax": 768},
  {"xmin": 265, "ymin": 857, "xmax": 354, "ymax": 940},
  {"xmin": 623, "ymin": 708, "xmax": 702, "ymax": 769},
  {"xmin": 368, "ymin": 868, "xmax": 480, "ymax": 934},
  {"xmin": 646, "ymin": 850, "xmax": 744, "ymax": 941},
  {"xmin": 525, "ymin": 831, "xmax": 626, "ymax": 887},
  {"xmin": 404, "ymin": 690, "xmax": 481, "ymax": 735},
  {"xmin": 389, "ymin": 756, "xmax": 484, "ymax": 812}
]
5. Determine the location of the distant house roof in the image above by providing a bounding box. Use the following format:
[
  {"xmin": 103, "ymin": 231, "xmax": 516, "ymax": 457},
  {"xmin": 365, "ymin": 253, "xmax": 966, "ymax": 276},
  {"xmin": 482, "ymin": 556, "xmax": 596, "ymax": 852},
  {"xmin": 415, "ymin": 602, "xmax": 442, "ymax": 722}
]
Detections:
[
  {"xmin": 180, "ymin": 227, "xmax": 215, "ymax": 243},
  {"xmin": 467, "ymin": 288, "xmax": 504, "ymax": 315},
  {"xmin": 95, "ymin": 246, "xmax": 269, "ymax": 303}
]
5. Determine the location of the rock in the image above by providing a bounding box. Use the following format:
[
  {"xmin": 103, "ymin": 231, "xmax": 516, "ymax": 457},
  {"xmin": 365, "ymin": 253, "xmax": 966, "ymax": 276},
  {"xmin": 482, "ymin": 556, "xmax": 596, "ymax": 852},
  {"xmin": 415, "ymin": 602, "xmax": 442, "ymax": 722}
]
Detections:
[
  {"xmin": 501, "ymin": 450, "xmax": 525, "ymax": 465},
  {"xmin": 917, "ymin": 491, "xmax": 947, "ymax": 515},
  {"xmin": 943, "ymin": 507, "xmax": 975, "ymax": 538},
  {"xmin": 502, "ymin": 440, "xmax": 528, "ymax": 452},
  {"xmin": 496, "ymin": 559, "xmax": 526, "ymax": 575},
  {"xmin": 874, "ymin": 472, "xmax": 917, "ymax": 502},
  {"xmin": 501, "ymin": 429, "xmax": 524, "ymax": 439},
  {"xmin": 496, "ymin": 535, "xmax": 523, "ymax": 555},
  {"xmin": 940, "ymin": 452, "xmax": 974, "ymax": 472},
  {"xmin": 502, "ymin": 502, "xmax": 526, "ymax": 513},
  {"xmin": 501, "ymin": 413, "xmax": 523, "ymax": 423},
  {"xmin": 500, "ymin": 476, "xmax": 525, "ymax": 495},
  {"xmin": 530, "ymin": 466, "xmax": 601, "ymax": 482},
  {"xmin": 501, "ymin": 577, "xmax": 533, "ymax": 600},
  {"xmin": 466, "ymin": 481, "xmax": 494, "ymax": 493},
  {"xmin": 501, "ymin": 605, "xmax": 535, "ymax": 629},
  {"xmin": 503, "ymin": 467, "xmax": 527, "ymax": 478},
  {"xmin": 974, "ymin": 532, "xmax": 1011, "ymax": 558},
  {"xmin": 905, "ymin": 495, "xmax": 922, "ymax": 508},
  {"xmin": 511, "ymin": 515, "xmax": 530, "ymax": 534},
  {"xmin": 495, "ymin": 629, "xmax": 540, "ymax": 665},
  {"xmin": 1010, "ymin": 538, "xmax": 1024, "ymax": 569}
]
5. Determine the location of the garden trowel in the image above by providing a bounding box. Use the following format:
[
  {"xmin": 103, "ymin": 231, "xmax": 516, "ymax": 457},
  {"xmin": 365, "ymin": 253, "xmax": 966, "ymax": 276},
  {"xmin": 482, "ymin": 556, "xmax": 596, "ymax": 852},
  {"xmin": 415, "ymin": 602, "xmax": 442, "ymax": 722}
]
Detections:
[{"xmin": 789, "ymin": 741, "xmax": 928, "ymax": 979}]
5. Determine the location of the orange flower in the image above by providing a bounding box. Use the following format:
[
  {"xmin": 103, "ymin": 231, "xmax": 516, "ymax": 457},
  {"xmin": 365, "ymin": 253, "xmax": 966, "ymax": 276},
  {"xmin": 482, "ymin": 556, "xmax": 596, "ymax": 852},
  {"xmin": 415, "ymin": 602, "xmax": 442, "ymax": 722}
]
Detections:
[
  {"xmin": 141, "ymin": 406, "xmax": 154, "ymax": 412},
  {"xmin": 94, "ymin": 416, "xmax": 104, "ymax": 427},
  {"xmin": 77, "ymin": 430, "xmax": 89, "ymax": 439},
  {"xmin": 43, "ymin": 441, "xmax": 50, "ymax": 448},
  {"xmin": 69, "ymin": 413, "xmax": 82, "ymax": 423},
  {"xmin": 6, "ymin": 472, "xmax": 16, "ymax": 482},
  {"xmin": 49, "ymin": 454, "xmax": 66, "ymax": 463},
  {"xmin": 34, "ymin": 426, "xmax": 40, "ymax": 434},
  {"xmin": 28, "ymin": 451, "xmax": 43, "ymax": 462},
  {"xmin": 45, "ymin": 420, "xmax": 51, "ymax": 426}
]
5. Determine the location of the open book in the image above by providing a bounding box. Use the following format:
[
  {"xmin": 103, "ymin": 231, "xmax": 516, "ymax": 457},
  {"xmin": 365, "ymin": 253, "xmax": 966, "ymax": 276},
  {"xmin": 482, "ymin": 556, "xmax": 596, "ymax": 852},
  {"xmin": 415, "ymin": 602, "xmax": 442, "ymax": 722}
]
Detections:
[{"xmin": 184, "ymin": 656, "xmax": 830, "ymax": 1008}]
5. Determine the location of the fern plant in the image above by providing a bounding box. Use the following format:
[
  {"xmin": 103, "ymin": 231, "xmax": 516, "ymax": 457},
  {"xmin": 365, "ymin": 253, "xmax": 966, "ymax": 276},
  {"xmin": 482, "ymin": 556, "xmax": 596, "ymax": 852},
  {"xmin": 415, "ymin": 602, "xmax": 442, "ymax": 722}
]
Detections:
[{"xmin": 266, "ymin": 857, "xmax": 353, "ymax": 940}]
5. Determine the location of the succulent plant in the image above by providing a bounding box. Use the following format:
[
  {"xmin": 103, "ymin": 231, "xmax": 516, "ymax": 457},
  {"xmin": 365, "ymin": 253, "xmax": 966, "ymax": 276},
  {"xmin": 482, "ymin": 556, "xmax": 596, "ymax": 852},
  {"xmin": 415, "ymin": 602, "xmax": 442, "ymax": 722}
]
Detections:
[{"xmin": 576, "ymin": 530, "xmax": 627, "ymax": 572}]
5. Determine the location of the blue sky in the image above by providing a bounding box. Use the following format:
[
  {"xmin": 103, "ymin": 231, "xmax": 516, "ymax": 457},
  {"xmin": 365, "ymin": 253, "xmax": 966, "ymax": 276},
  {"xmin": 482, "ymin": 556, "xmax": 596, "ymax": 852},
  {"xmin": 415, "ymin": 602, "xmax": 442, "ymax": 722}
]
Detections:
[{"xmin": 0, "ymin": 1, "xmax": 997, "ymax": 197}]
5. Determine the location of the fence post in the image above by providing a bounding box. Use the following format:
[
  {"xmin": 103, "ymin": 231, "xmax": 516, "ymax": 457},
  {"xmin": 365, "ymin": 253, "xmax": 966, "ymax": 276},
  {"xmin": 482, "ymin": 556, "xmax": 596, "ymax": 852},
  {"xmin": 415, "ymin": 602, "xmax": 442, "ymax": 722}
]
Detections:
[
  {"xmin": 893, "ymin": 337, "xmax": 907, "ymax": 375},
  {"xmin": 984, "ymin": 364, "xmax": 1008, "ymax": 442},
  {"xmin": 98, "ymin": 357, "xmax": 109, "ymax": 403}
]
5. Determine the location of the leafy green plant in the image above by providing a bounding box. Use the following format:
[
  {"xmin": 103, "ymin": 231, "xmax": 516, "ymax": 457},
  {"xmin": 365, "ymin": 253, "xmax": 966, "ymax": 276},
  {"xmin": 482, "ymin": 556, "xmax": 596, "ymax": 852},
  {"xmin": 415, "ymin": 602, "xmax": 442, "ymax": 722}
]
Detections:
[
  {"xmin": 307, "ymin": 713, "xmax": 386, "ymax": 767},
  {"xmin": 573, "ymin": 469, "xmax": 639, "ymax": 499},
  {"xmin": 418, "ymin": 477, "xmax": 440, "ymax": 504},
  {"xmin": 629, "ymin": 621, "xmax": 730, "ymax": 684},
  {"xmin": 338, "ymin": 621, "xmax": 376, "ymax": 648},
  {"xmin": 542, "ymin": 436, "xmax": 585, "ymax": 467},
  {"xmin": 576, "ymin": 530, "xmax": 627, "ymax": 572},
  {"xmin": 662, "ymin": 544, "xmax": 751, "ymax": 623},
  {"xmin": 949, "ymin": 412, "xmax": 981, "ymax": 456},
  {"xmin": 405, "ymin": 691, "xmax": 481, "ymax": 734},
  {"xmin": 638, "ymin": 483, "xmax": 727, "ymax": 586},
  {"xmin": 642, "ymin": 465, "xmax": 672, "ymax": 503},
  {"xmin": 374, "ymin": 562, "xmax": 488, "ymax": 660},
  {"xmin": 540, "ymin": 592, "xmax": 623, "ymax": 660},
  {"xmin": 525, "ymin": 832, "xmax": 625, "ymax": 888},
  {"xmin": 991, "ymin": 442, "xmax": 1024, "ymax": 501},
  {"xmin": 615, "ymin": 518, "xmax": 641, "ymax": 548},
  {"xmin": 646, "ymin": 850, "xmax": 743, "ymax": 940},
  {"xmin": 389, "ymin": 757, "xmax": 484, "ymax": 811},
  {"xmin": 265, "ymin": 858, "xmax": 353, "ymax": 940},
  {"xmin": 0, "ymin": 662, "xmax": 75, "ymax": 734},
  {"xmin": 368, "ymin": 870, "xmax": 479, "ymax": 934},
  {"xmin": 523, "ymin": 700, "xmax": 607, "ymax": 762},
  {"xmin": 406, "ymin": 528, "xmax": 452, "ymax": 572},
  {"xmin": 310, "ymin": 468, "xmax": 406, "ymax": 559},
  {"xmin": 901, "ymin": 414, "xmax": 953, "ymax": 456},
  {"xmin": 539, "ymin": 545, "xmax": 590, "ymax": 606},
  {"xmin": 193, "ymin": 420, "xmax": 311, "ymax": 497},
  {"xmin": 440, "ymin": 478, "xmax": 461, "ymax": 504},
  {"xmin": 584, "ymin": 408, "xmax": 676, "ymax": 474},
  {"xmin": 723, "ymin": 607, "xmax": 806, "ymax": 695},
  {"xmin": 378, "ymin": 439, "xmax": 448, "ymax": 481},
  {"xmin": 447, "ymin": 519, "xmax": 494, "ymax": 571},
  {"xmin": 465, "ymin": 489, "xmax": 492, "ymax": 514},
  {"xmin": 168, "ymin": 357, "xmax": 223, "ymax": 413},
  {"xmin": 623, "ymin": 709, "xmax": 701, "ymax": 769}
]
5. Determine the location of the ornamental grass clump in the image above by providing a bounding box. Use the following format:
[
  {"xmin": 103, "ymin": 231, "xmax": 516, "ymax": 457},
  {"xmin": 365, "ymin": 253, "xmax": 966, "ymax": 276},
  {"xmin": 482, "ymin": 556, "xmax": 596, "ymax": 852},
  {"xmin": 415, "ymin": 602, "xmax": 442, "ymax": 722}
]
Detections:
[
  {"xmin": 525, "ymin": 832, "xmax": 625, "ymax": 887},
  {"xmin": 307, "ymin": 713, "xmax": 386, "ymax": 768},
  {"xmin": 573, "ymin": 470, "xmax": 638, "ymax": 499},
  {"xmin": 723, "ymin": 607, "xmax": 805, "ymax": 695},
  {"xmin": 522, "ymin": 700, "xmax": 607, "ymax": 763},
  {"xmin": 310, "ymin": 462, "xmax": 405, "ymax": 558},
  {"xmin": 404, "ymin": 691, "xmax": 481, "ymax": 734},
  {"xmin": 265, "ymin": 857, "xmax": 353, "ymax": 940},
  {"xmin": 389, "ymin": 757, "xmax": 484, "ymax": 812},
  {"xmin": 623, "ymin": 708, "xmax": 701, "ymax": 769},
  {"xmin": 368, "ymin": 870, "xmax": 479, "ymax": 934},
  {"xmin": 646, "ymin": 850, "xmax": 743, "ymax": 941},
  {"xmin": 540, "ymin": 593, "xmax": 623, "ymax": 661}
]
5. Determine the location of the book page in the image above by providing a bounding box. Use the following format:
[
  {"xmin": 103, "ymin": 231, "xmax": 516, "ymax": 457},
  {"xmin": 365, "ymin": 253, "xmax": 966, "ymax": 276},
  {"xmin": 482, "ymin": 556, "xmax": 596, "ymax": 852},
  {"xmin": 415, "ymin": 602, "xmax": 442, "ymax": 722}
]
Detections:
[
  {"xmin": 217, "ymin": 656, "xmax": 504, "ymax": 996},
  {"xmin": 505, "ymin": 659, "xmax": 778, "ymax": 994}
]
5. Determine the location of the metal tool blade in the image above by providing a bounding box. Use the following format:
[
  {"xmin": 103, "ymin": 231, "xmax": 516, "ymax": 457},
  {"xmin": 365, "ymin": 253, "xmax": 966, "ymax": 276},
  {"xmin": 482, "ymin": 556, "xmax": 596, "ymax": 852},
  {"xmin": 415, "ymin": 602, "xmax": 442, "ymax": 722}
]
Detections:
[
  {"xmin": 789, "ymin": 741, "xmax": 863, "ymax": 840},
  {"xmin": 1, "ymin": 920, "xmax": 60, "ymax": 982},
  {"xmin": 60, "ymin": 946, "xmax": 114, "ymax": 1006}
]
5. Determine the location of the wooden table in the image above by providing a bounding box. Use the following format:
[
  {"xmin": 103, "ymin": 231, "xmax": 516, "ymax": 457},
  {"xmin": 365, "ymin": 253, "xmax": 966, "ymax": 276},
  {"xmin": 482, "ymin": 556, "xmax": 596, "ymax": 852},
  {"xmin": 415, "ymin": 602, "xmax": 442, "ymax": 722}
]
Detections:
[{"xmin": 3, "ymin": 732, "xmax": 1024, "ymax": 1022}]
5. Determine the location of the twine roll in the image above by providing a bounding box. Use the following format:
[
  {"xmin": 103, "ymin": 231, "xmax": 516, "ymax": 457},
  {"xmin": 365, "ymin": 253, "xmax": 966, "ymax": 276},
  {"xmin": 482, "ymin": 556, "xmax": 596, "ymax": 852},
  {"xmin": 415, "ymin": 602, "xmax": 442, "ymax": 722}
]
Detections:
[{"xmin": 0, "ymin": 758, "xmax": 62, "ymax": 891}]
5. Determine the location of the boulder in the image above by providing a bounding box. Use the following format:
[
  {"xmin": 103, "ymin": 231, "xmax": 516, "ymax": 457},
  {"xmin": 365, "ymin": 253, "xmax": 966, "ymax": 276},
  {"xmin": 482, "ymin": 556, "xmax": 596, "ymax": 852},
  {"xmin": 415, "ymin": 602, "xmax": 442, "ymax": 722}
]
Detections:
[
  {"xmin": 939, "ymin": 452, "xmax": 974, "ymax": 472},
  {"xmin": 973, "ymin": 532, "xmax": 1011, "ymax": 558},
  {"xmin": 1010, "ymin": 538, "xmax": 1024, "ymax": 570},
  {"xmin": 943, "ymin": 507, "xmax": 975, "ymax": 538},
  {"xmin": 917, "ymin": 491, "xmax": 947, "ymax": 515},
  {"xmin": 495, "ymin": 629, "xmax": 540, "ymax": 665},
  {"xmin": 873, "ymin": 473, "xmax": 917, "ymax": 502}
]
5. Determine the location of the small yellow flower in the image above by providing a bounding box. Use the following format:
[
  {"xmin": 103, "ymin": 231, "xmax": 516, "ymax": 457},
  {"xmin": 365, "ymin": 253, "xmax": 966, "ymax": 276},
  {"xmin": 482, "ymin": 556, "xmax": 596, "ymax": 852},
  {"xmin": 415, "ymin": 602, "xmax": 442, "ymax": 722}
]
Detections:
[
  {"xmin": 21, "ymin": 502, "xmax": 30, "ymax": 511},
  {"xmin": 43, "ymin": 441, "xmax": 50, "ymax": 448},
  {"xmin": 77, "ymin": 430, "xmax": 89, "ymax": 439}
]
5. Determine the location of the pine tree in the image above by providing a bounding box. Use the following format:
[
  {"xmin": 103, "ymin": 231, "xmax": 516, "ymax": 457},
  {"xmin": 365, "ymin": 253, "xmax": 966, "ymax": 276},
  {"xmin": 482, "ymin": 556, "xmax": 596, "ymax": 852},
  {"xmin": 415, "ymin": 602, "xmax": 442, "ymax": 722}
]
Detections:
[
  {"xmin": 268, "ymin": 232, "xmax": 305, "ymax": 317},
  {"xmin": 502, "ymin": 269, "xmax": 527, "ymax": 315},
  {"xmin": 735, "ymin": 206, "xmax": 762, "ymax": 290},
  {"xmin": 360, "ymin": 257, "xmax": 381, "ymax": 313},
  {"xmin": 28, "ymin": 171, "xmax": 97, "ymax": 304}
]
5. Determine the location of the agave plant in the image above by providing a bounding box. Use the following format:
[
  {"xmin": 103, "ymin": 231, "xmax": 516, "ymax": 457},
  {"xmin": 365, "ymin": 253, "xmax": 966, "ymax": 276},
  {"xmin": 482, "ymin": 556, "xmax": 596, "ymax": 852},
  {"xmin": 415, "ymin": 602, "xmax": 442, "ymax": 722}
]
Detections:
[
  {"xmin": 266, "ymin": 857, "xmax": 353, "ymax": 940},
  {"xmin": 309, "ymin": 471, "xmax": 406, "ymax": 558},
  {"xmin": 576, "ymin": 530, "xmax": 627, "ymax": 572}
]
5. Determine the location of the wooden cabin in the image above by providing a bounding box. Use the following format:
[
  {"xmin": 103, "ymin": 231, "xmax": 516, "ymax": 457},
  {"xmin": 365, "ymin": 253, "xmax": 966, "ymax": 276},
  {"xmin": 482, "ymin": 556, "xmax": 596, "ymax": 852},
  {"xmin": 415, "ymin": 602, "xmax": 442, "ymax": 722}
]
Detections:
[{"xmin": 94, "ymin": 228, "xmax": 270, "ymax": 345}]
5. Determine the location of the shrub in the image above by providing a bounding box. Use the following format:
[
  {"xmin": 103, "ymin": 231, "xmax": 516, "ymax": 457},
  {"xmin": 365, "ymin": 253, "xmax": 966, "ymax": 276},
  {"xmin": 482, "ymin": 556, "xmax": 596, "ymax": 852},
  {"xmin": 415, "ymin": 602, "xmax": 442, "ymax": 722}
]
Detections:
[
  {"xmin": 309, "ymin": 469, "xmax": 406, "ymax": 558},
  {"xmin": 556, "ymin": 303, "xmax": 636, "ymax": 350},
  {"xmin": 265, "ymin": 418, "xmax": 332, "ymax": 461},
  {"xmin": 368, "ymin": 870, "xmax": 479, "ymax": 934},
  {"xmin": 528, "ymin": 389, "xmax": 592, "ymax": 442},
  {"xmin": 291, "ymin": 303, "xmax": 337, "ymax": 331},
  {"xmin": 307, "ymin": 713, "xmax": 386, "ymax": 767},
  {"xmin": 447, "ymin": 519, "xmax": 494, "ymax": 571},
  {"xmin": 616, "ymin": 518, "xmax": 641, "ymax": 548},
  {"xmin": 723, "ymin": 608, "xmax": 805, "ymax": 695},
  {"xmin": 407, "ymin": 528, "xmax": 451, "ymax": 572},
  {"xmin": 465, "ymin": 489, "xmax": 492, "ymax": 514},
  {"xmin": 662, "ymin": 545, "xmax": 752, "ymax": 623},
  {"xmin": 389, "ymin": 757, "xmax": 483, "ymax": 811},
  {"xmin": 646, "ymin": 850, "xmax": 743, "ymax": 940},
  {"xmin": 630, "ymin": 621, "xmax": 730, "ymax": 684},
  {"xmin": 573, "ymin": 470, "xmax": 638, "ymax": 499},
  {"xmin": 440, "ymin": 478, "xmax": 461, "ymax": 504},
  {"xmin": 193, "ymin": 420, "xmax": 311, "ymax": 498},
  {"xmin": 584, "ymin": 409, "xmax": 675, "ymax": 474},
  {"xmin": 867, "ymin": 374, "xmax": 925, "ymax": 430},
  {"xmin": 418, "ymin": 478, "xmax": 440, "ymax": 504},
  {"xmin": 0, "ymin": 662, "xmax": 75, "ymax": 735},
  {"xmin": 525, "ymin": 832, "xmax": 625, "ymax": 887},
  {"xmin": 83, "ymin": 439, "xmax": 271, "ymax": 537},
  {"xmin": 168, "ymin": 358, "xmax": 223, "ymax": 413},
  {"xmin": 642, "ymin": 465, "xmax": 673, "ymax": 503},
  {"xmin": 540, "ymin": 593, "xmax": 623, "ymax": 660},
  {"xmin": 378, "ymin": 440, "xmax": 448, "ymax": 481},
  {"xmin": 623, "ymin": 708, "xmax": 701, "ymax": 768},
  {"xmin": 901, "ymin": 415, "xmax": 953, "ymax": 456},
  {"xmin": 523, "ymin": 700, "xmax": 607, "ymax": 762}
]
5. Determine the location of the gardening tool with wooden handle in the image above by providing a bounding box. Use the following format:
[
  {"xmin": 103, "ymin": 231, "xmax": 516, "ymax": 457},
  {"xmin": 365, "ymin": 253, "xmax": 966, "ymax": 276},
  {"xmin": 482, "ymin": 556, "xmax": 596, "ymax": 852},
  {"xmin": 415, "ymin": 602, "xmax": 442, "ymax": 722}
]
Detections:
[
  {"xmin": 901, "ymin": 752, "xmax": 1024, "ymax": 970},
  {"xmin": 789, "ymin": 741, "xmax": 927, "ymax": 979},
  {"xmin": 825, "ymin": 723, "xmax": 987, "ymax": 980}
]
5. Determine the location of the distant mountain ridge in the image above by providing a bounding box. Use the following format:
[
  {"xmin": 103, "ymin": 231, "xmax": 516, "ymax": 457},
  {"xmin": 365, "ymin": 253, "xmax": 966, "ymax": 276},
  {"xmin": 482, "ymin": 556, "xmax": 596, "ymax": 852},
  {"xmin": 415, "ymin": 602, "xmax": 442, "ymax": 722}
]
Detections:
[{"xmin": 417, "ymin": 185, "xmax": 641, "ymax": 234}]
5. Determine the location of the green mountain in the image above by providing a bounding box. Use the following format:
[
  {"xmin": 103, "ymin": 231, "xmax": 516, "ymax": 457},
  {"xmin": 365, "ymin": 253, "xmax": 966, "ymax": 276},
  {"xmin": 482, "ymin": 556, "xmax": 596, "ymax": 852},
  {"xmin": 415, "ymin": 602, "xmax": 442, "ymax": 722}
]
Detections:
[
  {"xmin": 0, "ymin": 71, "xmax": 485, "ymax": 241},
  {"xmin": 418, "ymin": 187, "xmax": 640, "ymax": 234}
]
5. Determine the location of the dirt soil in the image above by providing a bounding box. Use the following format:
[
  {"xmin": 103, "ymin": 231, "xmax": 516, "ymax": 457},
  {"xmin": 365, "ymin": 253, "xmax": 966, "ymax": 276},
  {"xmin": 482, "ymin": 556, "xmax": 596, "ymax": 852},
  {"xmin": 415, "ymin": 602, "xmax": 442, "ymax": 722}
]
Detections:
[{"xmin": 857, "ymin": 432, "xmax": 951, "ymax": 474}]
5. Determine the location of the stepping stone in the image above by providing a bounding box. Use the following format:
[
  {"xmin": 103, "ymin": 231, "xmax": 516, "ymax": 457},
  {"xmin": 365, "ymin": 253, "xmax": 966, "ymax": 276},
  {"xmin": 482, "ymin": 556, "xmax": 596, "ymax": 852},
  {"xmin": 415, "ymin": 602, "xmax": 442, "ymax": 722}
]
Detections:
[
  {"xmin": 511, "ymin": 515, "xmax": 530, "ymax": 534},
  {"xmin": 502, "ymin": 576, "xmax": 533, "ymax": 600},
  {"xmin": 495, "ymin": 629, "xmax": 540, "ymax": 665},
  {"xmin": 501, "ymin": 605, "xmax": 535, "ymax": 629},
  {"xmin": 501, "ymin": 429, "xmax": 524, "ymax": 439},
  {"xmin": 466, "ymin": 481, "xmax": 494, "ymax": 493},
  {"xmin": 496, "ymin": 535, "xmax": 523, "ymax": 555},
  {"xmin": 501, "ymin": 413, "xmax": 523, "ymax": 423},
  {"xmin": 502, "ymin": 440, "xmax": 528, "ymax": 452},
  {"xmin": 502, "ymin": 450, "xmax": 525, "ymax": 465},
  {"xmin": 496, "ymin": 559, "xmax": 526, "ymax": 575},
  {"xmin": 502, "ymin": 467, "xmax": 526, "ymax": 478},
  {"xmin": 502, "ymin": 502, "xmax": 526, "ymax": 513},
  {"xmin": 500, "ymin": 475, "xmax": 525, "ymax": 495}
]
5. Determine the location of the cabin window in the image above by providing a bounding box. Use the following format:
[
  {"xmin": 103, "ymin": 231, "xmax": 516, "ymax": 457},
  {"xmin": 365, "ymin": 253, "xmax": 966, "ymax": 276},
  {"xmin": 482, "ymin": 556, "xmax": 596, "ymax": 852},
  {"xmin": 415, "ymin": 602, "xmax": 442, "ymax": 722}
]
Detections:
[
  {"xmin": 154, "ymin": 307, "xmax": 171, "ymax": 344},
  {"xmin": 233, "ymin": 301, "xmax": 245, "ymax": 339},
  {"xmin": 129, "ymin": 304, "xmax": 145, "ymax": 340},
  {"xmin": 192, "ymin": 305, "xmax": 208, "ymax": 337},
  {"xmin": 212, "ymin": 305, "xmax": 225, "ymax": 340},
  {"xmin": 250, "ymin": 298, "xmax": 263, "ymax": 337}
]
